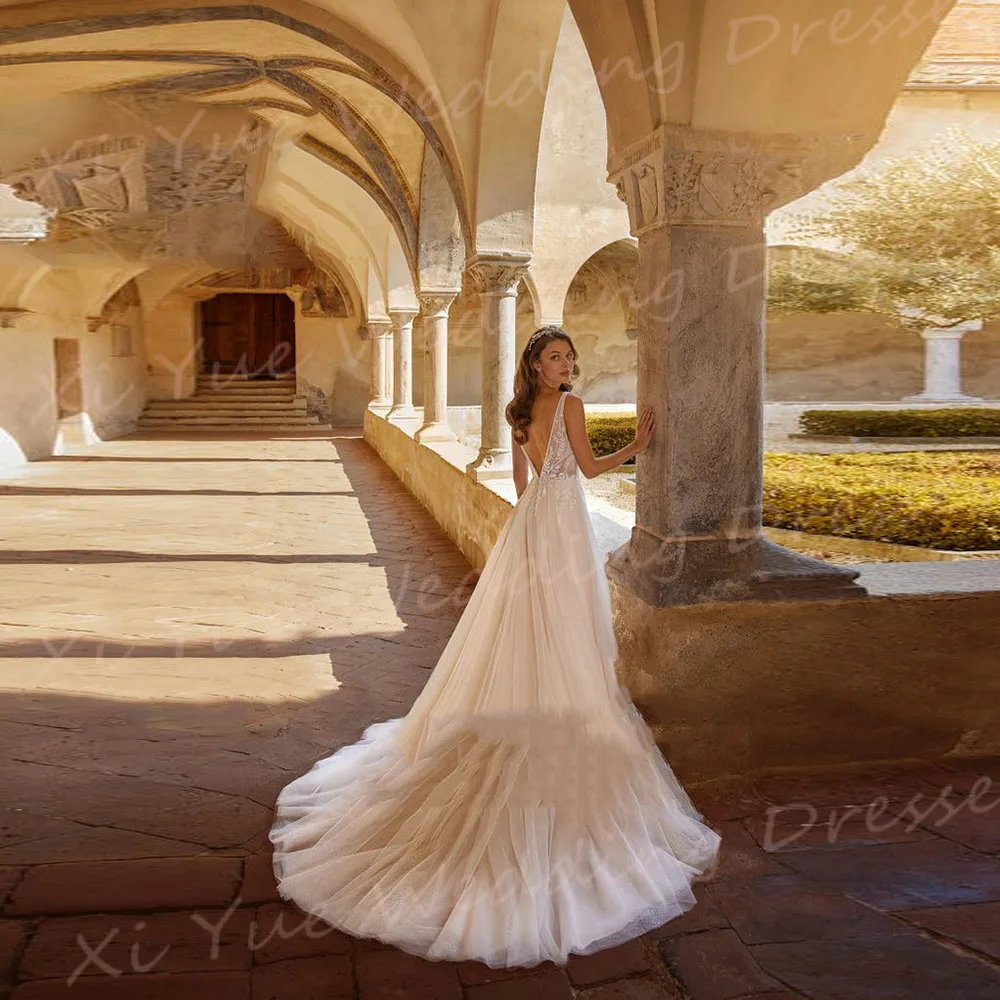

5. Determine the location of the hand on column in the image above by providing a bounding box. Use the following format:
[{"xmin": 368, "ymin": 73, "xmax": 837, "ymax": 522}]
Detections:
[{"xmin": 632, "ymin": 405, "xmax": 655, "ymax": 453}]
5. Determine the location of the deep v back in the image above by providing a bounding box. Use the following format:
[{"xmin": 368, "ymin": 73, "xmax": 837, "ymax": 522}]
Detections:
[{"xmin": 521, "ymin": 391, "xmax": 569, "ymax": 478}]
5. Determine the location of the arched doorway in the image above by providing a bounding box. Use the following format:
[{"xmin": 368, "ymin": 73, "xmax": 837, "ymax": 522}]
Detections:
[{"xmin": 200, "ymin": 292, "xmax": 295, "ymax": 377}]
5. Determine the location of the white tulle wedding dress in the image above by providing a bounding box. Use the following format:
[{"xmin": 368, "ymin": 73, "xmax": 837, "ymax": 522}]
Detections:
[{"xmin": 269, "ymin": 388, "xmax": 721, "ymax": 968}]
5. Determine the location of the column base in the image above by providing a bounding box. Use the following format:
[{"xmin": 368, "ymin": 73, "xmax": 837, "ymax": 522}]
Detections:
[
  {"xmin": 903, "ymin": 392, "xmax": 984, "ymax": 403},
  {"xmin": 387, "ymin": 405, "xmax": 418, "ymax": 423},
  {"xmin": 466, "ymin": 447, "xmax": 512, "ymax": 481},
  {"xmin": 606, "ymin": 527, "xmax": 867, "ymax": 607},
  {"xmin": 367, "ymin": 399, "xmax": 392, "ymax": 414},
  {"xmin": 414, "ymin": 421, "xmax": 458, "ymax": 444}
]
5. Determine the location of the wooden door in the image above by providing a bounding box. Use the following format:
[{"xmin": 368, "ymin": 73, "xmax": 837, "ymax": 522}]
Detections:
[
  {"xmin": 201, "ymin": 293, "xmax": 296, "ymax": 375},
  {"xmin": 254, "ymin": 293, "xmax": 296, "ymax": 374}
]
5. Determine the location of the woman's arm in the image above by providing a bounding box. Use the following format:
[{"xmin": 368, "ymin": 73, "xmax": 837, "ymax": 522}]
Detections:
[
  {"xmin": 512, "ymin": 433, "xmax": 529, "ymax": 499},
  {"xmin": 563, "ymin": 393, "xmax": 654, "ymax": 479}
]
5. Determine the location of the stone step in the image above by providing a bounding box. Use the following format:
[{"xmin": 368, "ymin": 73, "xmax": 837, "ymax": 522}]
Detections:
[
  {"xmin": 194, "ymin": 385, "xmax": 297, "ymax": 395},
  {"xmin": 196, "ymin": 373, "xmax": 296, "ymax": 382},
  {"xmin": 145, "ymin": 401, "xmax": 308, "ymax": 414},
  {"xmin": 138, "ymin": 415, "xmax": 324, "ymax": 427}
]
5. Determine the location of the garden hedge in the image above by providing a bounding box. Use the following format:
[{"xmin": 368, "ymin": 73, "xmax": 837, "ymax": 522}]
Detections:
[
  {"xmin": 763, "ymin": 452, "xmax": 1000, "ymax": 550},
  {"xmin": 586, "ymin": 414, "xmax": 636, "ymax": 463},
  {"xmin": 799, "ymin": 408, "xmax": 1000, "ymax": 438}
]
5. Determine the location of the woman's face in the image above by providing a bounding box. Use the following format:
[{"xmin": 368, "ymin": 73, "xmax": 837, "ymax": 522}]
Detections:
[{"xmin": 532, "ymin": 338, "xmax": 575, "ymax": 388}]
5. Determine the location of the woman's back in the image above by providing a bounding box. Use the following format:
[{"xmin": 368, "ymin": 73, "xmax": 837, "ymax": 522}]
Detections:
[{"xmin": 521, "ymin": 390, "xmax": 577, "ymax": 480}]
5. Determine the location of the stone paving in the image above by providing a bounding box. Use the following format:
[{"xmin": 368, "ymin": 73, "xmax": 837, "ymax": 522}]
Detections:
[{"xmin": 1, "ymin": 429, "xmax": 999, "ymax": 999}]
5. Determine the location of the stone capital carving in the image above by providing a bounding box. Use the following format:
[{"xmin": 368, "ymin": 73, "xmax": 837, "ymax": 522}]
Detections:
[
  {"xmin": 365, "ymin": 317, "xmax": 393, "ymax": 339},
  {"xmin": 465, "ymin": 256, "xmax": 531, "ymax": 296},
  {"xmin": 609, "ymin": 124, "xmax": 859, "ymax": 232},
  {"xmin": 86, "ymin": 316, "xmax": 107, "ymax": 334},
  {"xmin": 388, "ymin": 307, "xmax": 419, "ymax": 335},
  {"xmin": 417, "ymin": 291, "xmax": 458, "ymax": 318}
]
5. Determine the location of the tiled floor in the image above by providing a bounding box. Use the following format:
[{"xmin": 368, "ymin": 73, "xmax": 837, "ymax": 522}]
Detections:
[{"xmin": 1, "ymin": 429, "xmax": 998, "ymax": 999}]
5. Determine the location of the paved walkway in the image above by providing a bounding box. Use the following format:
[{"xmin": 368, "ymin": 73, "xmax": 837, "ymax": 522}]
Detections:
[{"xmin": 0, "ymin": 430, "xmax": 998, "ymax": 999}]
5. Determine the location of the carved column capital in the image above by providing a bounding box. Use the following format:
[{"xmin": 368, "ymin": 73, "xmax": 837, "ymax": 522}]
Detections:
[
  {"xmin": 465, "ymin": 255, "xmax": 531, "ymax": 296},
  {"xmin": 388, "ymin": 306, "xmax": 419, "ymax": 331},
  {"xmin": 417, "ymin": 290, "xmax": 458, "ymax": 318},
  {"xmin": 609, "ymin": 124, "xmax": 864, "ymax": 233},
  {"xmin": 365, "ymin": 317, "xmax": 393, "ymax": 340}
]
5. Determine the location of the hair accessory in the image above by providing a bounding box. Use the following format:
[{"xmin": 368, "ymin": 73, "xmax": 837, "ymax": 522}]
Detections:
[{"xmin": 527, "ymin": 327, "xmax": 554, "ymax": 351}]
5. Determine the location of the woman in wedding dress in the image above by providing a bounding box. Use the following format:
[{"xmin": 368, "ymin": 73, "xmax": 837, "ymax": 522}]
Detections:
[{"xmin": 269, "ymin": 325, "xmax": 722, "ymax": 968}]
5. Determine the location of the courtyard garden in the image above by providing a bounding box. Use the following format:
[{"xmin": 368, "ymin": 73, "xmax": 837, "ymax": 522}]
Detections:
[{"xmin": 585, "ymin": 451, "xmax": 1000, "ymax": 558}]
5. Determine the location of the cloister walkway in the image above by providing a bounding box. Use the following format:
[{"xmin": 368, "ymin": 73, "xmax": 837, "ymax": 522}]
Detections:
[{"xmin": 0, "ymin": 430, "xmax": 998, "ymax": 999}]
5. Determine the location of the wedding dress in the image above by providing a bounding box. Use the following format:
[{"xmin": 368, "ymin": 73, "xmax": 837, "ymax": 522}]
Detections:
[{"xmin": 269, "ymin": 388, "xmax": 721, "ymax": 968}]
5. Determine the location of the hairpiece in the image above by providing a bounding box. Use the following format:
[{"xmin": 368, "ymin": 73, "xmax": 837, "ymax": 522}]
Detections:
[{"xmin": 527, "ymin": 327, "xmax": 554, "ymax": 351}]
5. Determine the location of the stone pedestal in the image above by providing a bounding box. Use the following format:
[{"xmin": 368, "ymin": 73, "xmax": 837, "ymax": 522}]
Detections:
[
  {"xmin": 366, "ymin": 318, "xmax": 393, "ymax": 411},
  {"xmin": 465, "ymin": 256, "xmax": 530, "ymax": 480},
  {"xmin": 415, "ymin": 292, "xmax": 459, "ymax": 443},
  {"xmin": 606, "ymin": 124, "xmax": 864, "ymax": 607},
  {"xmin": 387, "ymin": 307, "xmax": 418, "ymax": 422},
  {"xmin": 904, "ymin": 321, "xmax": 983, "ymax": 403}
]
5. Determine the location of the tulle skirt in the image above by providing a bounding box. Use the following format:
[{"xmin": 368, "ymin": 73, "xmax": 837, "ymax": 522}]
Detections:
[{"xmin": 269, "ymin": 473, "xmax": 721, "ymax": 968}]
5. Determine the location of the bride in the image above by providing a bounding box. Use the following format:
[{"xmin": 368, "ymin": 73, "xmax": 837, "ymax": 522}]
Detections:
[{"xmin": 269, "ymin": 325, "xmax": 722, "ymax": 968}]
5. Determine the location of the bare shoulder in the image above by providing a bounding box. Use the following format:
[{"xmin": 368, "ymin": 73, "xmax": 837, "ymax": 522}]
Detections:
[{"xmin": 563, "ymin": 391, "xmax": 584, "ymax": 419}]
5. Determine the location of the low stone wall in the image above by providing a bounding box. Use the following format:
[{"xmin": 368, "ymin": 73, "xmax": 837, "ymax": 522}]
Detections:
[
  {"xmin": 363, "ymin": 407, "xmax": 514, "ymax": 571},
  {"xmin": 610, "ymin": 582, "xmax": 1000, "ymax": 783}
]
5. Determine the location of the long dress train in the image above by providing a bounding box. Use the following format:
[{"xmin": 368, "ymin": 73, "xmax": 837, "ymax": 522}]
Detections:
[{"xmin": 269, "ymin": 388, "xmax": 722, "ymax": 968}]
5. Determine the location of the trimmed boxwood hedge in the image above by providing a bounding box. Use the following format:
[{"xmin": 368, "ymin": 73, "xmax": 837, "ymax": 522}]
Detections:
[
  {"xmin": 763, "ymin": 452, "xmax": 1000, "ymax": 550},
  {"xmin": 586, "ymin": 414, "xmax": 636, "ymax": 463},
  {"xmin": 799, "ymin": 408, "xmax": 1000, "ymax": 438}
]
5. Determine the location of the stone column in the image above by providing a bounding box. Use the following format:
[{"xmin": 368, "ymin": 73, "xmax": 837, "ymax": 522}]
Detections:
[
  {"xmin": 905, "ymin": 321, "xmax": 983, "ymax": 402},
  {"xmin": 415, "ymin": 291, "xmax": 458, "ymax": 443},
  {"xmin": 387, "ymin": 307, "xmax": 418, "ymax": 421},
  {"xmin": 465, "ymin": 256, "xmax": 530, "ymax": 480},
  {"xmin": 606, "ymin": 124, "xmax": 864, "ymax": 606},
  {"xmin": 366, "ymin": 318, "xmax": 393, "ymax": 411}
]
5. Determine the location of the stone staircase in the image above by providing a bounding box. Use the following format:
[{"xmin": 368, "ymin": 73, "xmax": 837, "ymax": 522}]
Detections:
[{"xmin": 138, "ymin": 373, "xmax": 326, "ymax": 431}]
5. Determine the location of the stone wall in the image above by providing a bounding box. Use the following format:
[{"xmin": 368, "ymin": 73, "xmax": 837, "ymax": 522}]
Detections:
[
  {"xmin": 767, "ymin": 312, "xmax": 1000, "ymax": 401},
  {"xmin": 363, "ymin": 408, "xmax": 514, "ymax": 571},
  {"xmin": 611, "ymin": 583, "xmax": 1000, "ymax": 782}
]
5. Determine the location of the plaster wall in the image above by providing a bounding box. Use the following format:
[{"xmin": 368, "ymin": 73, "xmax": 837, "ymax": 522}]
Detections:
[
  {"xmin": 766, "ymin": 313, "xmax": 1000, "ymax": 401},
  {"xmin": 0, "ymin": 320, "xmax": 57, "ymax": 467},
  {"xmin": 82, "ymin": 307, "xmax": 147, "ymax": 439},
  {"xmin": 293, "ymin": 303, "xmax": 370, "ymax": 425},
  {"xmin": 144, "ymin": 296, "xmax": 199, "ymax": 400},
  {"xmin": 530, "ymin": 9, "xmax": 632, "ymax": 323},
  {"xmin": 0, "ymin": 304, "xmax": 146, "ymax": 468}
]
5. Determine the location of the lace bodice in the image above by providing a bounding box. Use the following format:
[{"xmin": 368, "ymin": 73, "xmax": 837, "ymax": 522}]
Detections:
[{"xmin": 522, "ymin": 390, "xmax": 579, "ymax": 481}]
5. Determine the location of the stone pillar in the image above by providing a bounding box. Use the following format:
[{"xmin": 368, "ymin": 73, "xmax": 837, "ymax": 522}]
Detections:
[
  {"xmin": 366, "ymin": 318, "xmax": 393, "ymax": 411},
  {"xmin": 415, "ymin": 292, "xmax": 458, "ymax": 443},
  {"xmin": 905, "ymin": 321, "xmax": 983, "ymax": 403},
  {"xmin": 465, "ymin": 256, "xmax": 530, "ymax": 480},
  {"xmin": 387, "ymin": 307, "xmax": 418, "ymax": 421},
  {"xmin": 607, "ymin": 124, "xmax": 864, "ymax": 606}
]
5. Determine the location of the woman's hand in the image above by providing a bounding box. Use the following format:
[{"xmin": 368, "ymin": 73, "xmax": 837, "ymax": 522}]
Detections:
[{"xmin": 633, "ymin": 405, "xmax": 654, "ymax": 453}]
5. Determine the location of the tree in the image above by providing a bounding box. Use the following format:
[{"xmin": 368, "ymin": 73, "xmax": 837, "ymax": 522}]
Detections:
[
  {"xmin": 779, "ymin": 128, "xmax": 1000, "ymax": 332},
  {"xmin": 766, "ymin": 246, "xmax": 871, "ymax": 316}
]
